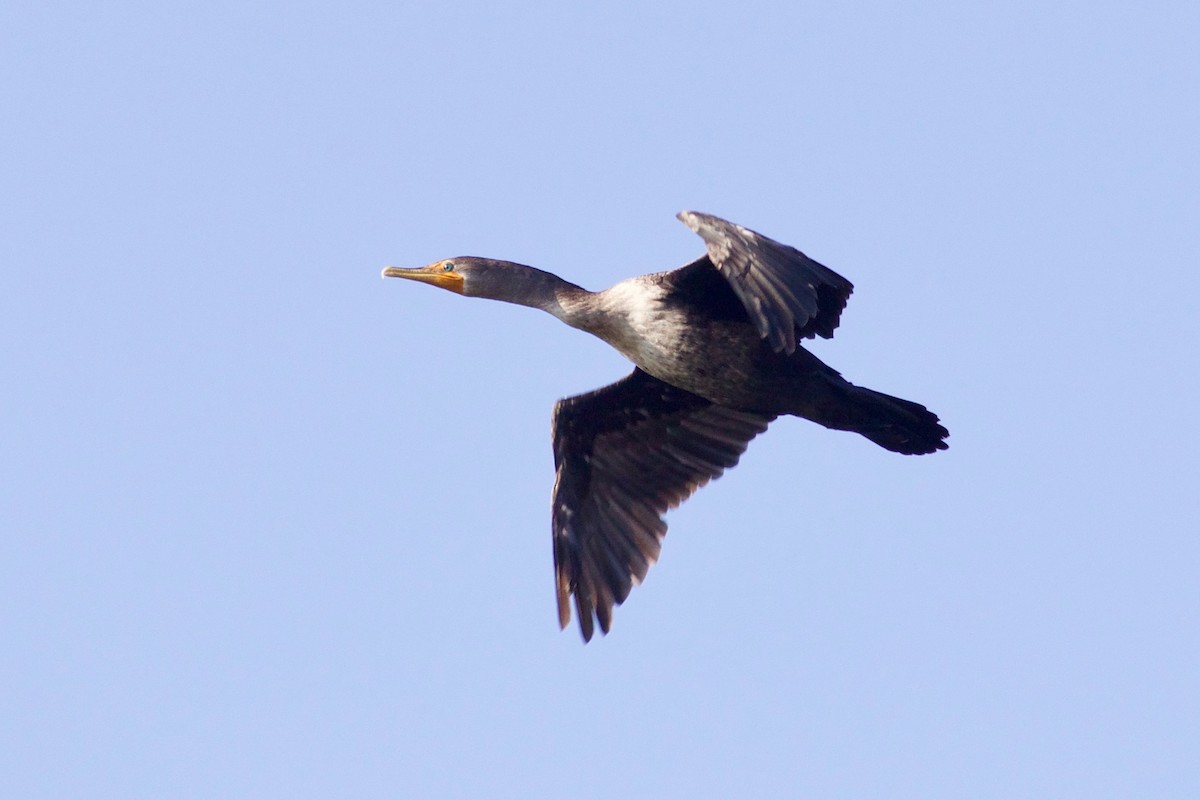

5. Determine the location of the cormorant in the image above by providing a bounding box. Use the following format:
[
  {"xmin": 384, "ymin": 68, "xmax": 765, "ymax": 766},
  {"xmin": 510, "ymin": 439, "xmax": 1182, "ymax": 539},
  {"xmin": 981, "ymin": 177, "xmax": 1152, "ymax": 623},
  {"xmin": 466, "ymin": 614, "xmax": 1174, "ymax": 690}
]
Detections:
[{"xmin": 383, "ymin": 211, "xmax": 948, "ymax": 641}]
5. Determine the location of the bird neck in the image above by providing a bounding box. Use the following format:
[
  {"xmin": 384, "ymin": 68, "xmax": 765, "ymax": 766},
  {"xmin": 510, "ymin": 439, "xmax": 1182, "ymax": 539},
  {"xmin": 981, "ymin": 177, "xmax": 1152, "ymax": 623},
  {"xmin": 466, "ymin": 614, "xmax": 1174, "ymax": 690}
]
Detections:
[
  {"xmin": 479, "ymin": 264, "xmax": 600, "ymax": 330},
  {"xmin": 541, "ymin": 284, "xmax": 604, "ymax": 331},
  {"xmin": 540, "ymin": 275, "xmax": 667, "ymax": 346}
]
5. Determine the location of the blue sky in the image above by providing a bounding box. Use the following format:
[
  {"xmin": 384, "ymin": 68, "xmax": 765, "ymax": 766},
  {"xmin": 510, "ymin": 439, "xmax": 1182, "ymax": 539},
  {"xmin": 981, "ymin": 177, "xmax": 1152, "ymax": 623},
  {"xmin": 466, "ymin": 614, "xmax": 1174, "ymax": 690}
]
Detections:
[{"xmin": 3, "ymin": 2, "xmax": 1197, "ymax": 797}]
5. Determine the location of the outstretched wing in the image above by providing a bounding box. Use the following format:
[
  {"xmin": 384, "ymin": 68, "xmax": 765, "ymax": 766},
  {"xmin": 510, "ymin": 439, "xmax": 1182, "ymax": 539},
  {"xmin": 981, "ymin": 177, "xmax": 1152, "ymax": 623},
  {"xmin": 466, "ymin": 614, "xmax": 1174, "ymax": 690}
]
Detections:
[
  {"xmin": 676, "ymin": 210, "xmax": 854, "ymax": 352},
  {"xmin": 551, "ymin": 368, "xmax": 774, "ymax": 641}
]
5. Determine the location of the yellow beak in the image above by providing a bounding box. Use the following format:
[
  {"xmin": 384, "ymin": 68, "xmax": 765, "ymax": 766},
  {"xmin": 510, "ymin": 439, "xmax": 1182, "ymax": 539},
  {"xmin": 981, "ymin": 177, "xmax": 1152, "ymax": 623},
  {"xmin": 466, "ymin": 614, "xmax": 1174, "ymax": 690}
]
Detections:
[{"xmin": 381, "ymin": 262, "xmax": 465, "ymax": 294}]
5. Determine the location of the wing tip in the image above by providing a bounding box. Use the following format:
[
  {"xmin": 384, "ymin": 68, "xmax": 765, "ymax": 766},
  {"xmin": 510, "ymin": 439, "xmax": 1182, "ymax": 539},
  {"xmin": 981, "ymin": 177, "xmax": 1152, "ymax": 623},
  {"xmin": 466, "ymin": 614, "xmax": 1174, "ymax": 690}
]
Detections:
[
  {"xmin": 574, "ymin": 593, "xmax": 596, "ymax": 643},
  {"xmin": 676, "ymin": 209, "xmax": 701, "ymax": 232},
  {"xmin": 556, "ymin": 584, "xmax": 571, "ymax": 631}
]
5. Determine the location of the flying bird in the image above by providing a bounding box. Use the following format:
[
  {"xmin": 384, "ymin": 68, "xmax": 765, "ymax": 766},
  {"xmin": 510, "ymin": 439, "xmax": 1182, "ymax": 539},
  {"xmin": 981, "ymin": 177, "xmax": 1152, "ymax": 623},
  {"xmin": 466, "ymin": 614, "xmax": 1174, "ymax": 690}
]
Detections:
[{"xmin": 383, "ymin": 211, "xmax": 948, "ymax": 641}]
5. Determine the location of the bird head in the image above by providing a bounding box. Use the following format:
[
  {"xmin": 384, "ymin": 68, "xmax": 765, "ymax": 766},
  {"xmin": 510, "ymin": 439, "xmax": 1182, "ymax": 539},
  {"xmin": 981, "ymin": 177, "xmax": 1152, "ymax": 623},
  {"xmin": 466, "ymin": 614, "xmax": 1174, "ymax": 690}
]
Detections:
[
  {"xmin": 381, "ymin": 258, "xmax": 474, "ymax": 295},
  {"xmin": 382, "ymin": 257, "xmax": 576, "ymax": 309}
]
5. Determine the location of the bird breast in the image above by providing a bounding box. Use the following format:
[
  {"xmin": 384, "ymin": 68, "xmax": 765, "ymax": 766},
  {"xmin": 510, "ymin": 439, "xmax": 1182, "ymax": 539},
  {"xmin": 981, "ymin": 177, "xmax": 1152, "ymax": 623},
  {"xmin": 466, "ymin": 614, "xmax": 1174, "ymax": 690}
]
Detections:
[{"xmin": 586, "ymin": 277, "xmax": 766, "ymax": 400}]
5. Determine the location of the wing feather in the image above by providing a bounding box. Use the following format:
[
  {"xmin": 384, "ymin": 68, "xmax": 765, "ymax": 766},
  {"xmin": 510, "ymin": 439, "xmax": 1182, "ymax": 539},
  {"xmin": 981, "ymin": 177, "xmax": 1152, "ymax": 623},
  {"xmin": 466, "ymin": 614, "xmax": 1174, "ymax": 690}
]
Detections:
[
  {"xmin": 676, "ymin": 211, "xmax": 854, "ymax": 352},
  {"xmin": 551, "ymin": 368, "xmax": 773, "ymax": 641}
]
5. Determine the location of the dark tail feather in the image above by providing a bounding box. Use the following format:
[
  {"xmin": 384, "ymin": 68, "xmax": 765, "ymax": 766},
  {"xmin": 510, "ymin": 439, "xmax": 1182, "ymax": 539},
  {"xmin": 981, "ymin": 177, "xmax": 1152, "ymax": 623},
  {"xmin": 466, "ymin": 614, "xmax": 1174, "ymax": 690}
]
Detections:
[
  {"xmin": 802, "ymin": 381, "xmax": 949, "ymax": 455},
  {"xmin": 844, "ymin": 385, "xmax": 949, "ymax": 455}
]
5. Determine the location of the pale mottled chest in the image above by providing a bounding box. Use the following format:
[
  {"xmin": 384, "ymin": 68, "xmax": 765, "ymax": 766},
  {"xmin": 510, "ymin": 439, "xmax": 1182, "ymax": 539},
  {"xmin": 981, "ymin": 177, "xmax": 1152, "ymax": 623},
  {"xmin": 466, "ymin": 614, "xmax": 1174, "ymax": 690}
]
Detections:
[
  {"xmin": 593, "ymin": 280, "xmax": 688, "ymax": 372},
  {"xmin": 588, "ymin": 279, "xmax": 766, "ymax": 398}
]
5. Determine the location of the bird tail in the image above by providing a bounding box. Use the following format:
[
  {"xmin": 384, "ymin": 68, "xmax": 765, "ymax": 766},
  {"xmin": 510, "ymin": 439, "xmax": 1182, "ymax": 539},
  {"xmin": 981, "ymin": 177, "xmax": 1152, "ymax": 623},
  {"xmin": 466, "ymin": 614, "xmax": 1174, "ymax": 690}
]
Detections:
[{"xmin": 806, "ymin": 381, "xmax": 949, "ymax": 455}]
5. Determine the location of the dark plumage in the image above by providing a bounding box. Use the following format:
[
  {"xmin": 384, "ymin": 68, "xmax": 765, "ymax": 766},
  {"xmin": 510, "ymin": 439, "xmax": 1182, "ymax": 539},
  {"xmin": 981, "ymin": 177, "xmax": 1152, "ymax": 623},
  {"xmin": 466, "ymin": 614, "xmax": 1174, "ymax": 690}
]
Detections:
[{"xmin": 383, "ymin": 211, "xmax": 948, "ymax": 641}]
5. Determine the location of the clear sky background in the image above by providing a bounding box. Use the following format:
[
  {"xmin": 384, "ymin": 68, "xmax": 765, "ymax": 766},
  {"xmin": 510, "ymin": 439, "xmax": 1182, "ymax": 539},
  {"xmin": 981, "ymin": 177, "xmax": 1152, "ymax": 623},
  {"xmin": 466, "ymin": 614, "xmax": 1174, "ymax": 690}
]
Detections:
[{"xmin": 3, "ymin": 2, "xmax": 1197, "ymax": 797}]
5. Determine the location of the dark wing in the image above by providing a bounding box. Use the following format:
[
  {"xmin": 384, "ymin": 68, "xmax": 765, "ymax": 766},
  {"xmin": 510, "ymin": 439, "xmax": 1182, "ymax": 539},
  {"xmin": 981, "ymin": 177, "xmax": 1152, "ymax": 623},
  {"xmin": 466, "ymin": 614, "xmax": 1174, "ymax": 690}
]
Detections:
[
  {"xmin": 551, "ymin": 368, "xmax": 773, "ymax": 642},
  {"xmin": 676, "ymin": 210, "xmax": 854, "ymax": 353}
]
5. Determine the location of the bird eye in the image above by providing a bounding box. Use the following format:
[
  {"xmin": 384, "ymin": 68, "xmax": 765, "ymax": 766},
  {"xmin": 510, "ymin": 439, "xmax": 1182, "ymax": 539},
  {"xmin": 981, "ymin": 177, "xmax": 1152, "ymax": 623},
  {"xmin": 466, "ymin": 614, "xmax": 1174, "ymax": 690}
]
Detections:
[{"xmin": 443, "ymin": 261, "xmax": 455, "ymax": 272}]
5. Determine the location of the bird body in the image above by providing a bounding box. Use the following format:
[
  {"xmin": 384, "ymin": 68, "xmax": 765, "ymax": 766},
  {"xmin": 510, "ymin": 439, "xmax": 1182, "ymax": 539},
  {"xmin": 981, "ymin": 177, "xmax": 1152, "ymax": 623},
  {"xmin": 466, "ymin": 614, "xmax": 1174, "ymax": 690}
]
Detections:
[
  {"xmin": 590, "ymin": 274, "xmax": 816, "ymax": 410},
  {"xmin": 578, "ymin": 276, "xmax": 683, "ymax": 378},
  {"xmin": 384, "ymin": 211, "xmax": 948, "ymax": 640}
]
